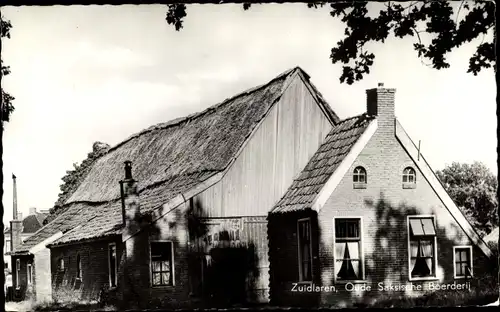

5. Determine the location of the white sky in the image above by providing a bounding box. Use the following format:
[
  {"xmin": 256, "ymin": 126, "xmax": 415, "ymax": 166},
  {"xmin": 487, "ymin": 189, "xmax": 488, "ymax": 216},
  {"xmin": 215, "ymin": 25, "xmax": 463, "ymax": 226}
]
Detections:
[{"xmin": 1, "ymin": 3, "xmax": 496, "ymax": 224}]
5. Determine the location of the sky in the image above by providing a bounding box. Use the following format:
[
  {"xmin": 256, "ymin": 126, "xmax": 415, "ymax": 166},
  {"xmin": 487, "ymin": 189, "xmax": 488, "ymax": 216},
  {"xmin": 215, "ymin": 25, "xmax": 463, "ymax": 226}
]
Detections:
[{"xmin": 1, "ymin": 3, "xmax": 496, "ymax": 224}]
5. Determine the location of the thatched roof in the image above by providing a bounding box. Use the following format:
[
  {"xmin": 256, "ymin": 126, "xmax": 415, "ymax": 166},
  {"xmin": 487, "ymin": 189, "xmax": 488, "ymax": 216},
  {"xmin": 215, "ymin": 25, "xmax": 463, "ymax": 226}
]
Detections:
[
  {"xmin": 13, "ymin": 66, "xmax": 339, "ymax": 251},
  {"xmin": 67, "ymin": 67, "xmax": 302, "ymax": 204},
  {"xmin": 270, "ymin": 113, "xmax": 374, "ymax": 214}
]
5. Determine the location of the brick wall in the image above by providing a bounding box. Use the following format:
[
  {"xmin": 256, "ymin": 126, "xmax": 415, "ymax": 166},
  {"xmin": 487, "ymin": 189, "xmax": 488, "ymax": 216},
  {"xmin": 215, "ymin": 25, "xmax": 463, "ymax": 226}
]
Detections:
[
  {"xmin": 11, "ymin": 255, "xmax": 34, "ymax": 301},
  {"xmin": 50, "ymin": 237, "xmax": 122, "ymax": 303},
  {"xmin": 268, "ymin": 121, "xmax": 495, "ymax": 307},
  {"xmin": 118, "ymin": 202, "xmax": 273, "ymax": 309}
]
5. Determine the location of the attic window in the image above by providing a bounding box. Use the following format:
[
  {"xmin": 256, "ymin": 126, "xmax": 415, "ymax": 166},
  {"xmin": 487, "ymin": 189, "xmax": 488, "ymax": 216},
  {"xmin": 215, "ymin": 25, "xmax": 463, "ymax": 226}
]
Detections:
[
  {"xmin": 403, "ymin": 167, "xmax": 416, "ymax": 189},
  {"xmin": 353, "ymin": 166, "xmax": 367, "ymax": 189}
]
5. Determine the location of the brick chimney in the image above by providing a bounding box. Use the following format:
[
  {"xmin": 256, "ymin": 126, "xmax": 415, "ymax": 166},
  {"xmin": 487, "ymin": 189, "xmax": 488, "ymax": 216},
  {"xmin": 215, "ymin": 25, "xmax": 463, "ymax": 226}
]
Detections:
[
  {"xmin": 10, "ymin": 173, "xmax": 22, "ymax": 252},
  {"xmin": 366, "ymin": 83, "xmax": 396, "ymax": 134},
  {"xmin": 119, "ymin": 160, "xmax": 148, "ymax": 309},
  {"xmin": 120, "ymin": 161, "xmax": 140, "ymax": 232}
]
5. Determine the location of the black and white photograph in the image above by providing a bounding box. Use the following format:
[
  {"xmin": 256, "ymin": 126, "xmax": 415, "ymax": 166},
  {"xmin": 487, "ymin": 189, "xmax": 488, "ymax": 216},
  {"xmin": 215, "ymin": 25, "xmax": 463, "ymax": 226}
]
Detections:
[{"xmin": 1, "ymin": 1, "xmax": 498, "ymax": 310}]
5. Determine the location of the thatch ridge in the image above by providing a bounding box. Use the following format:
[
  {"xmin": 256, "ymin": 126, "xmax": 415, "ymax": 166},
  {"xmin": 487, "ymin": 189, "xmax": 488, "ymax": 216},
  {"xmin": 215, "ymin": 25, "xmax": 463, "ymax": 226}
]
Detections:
[{"xmin": 106, "ymin": 66, "xmax": 299, "ymax": 155}]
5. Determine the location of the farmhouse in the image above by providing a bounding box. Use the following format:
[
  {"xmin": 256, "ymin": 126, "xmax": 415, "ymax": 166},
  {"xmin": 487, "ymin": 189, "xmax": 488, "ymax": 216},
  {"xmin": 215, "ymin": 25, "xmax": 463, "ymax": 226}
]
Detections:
[
  {"xmin": 9, "ymin": 67, "xmax": 495, "ymax": 308},
  {"xmin": 9, "ymin": 67, "xmax": 339, "ymax": 307},
  {"xmin": 267, "ymin": 83, "xmax": 495, "ymax": 307}
]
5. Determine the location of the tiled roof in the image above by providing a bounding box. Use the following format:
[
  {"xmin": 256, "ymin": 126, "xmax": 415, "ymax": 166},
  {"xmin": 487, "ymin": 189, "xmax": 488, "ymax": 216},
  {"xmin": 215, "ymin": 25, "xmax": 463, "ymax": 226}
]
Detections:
[
  {"xmin": 14, "ymin": 66, "xmax": 339, "ymax": 251},
  {"xmin": 270, "ymin": 113, "xmax": 374, "ymax": 214}
]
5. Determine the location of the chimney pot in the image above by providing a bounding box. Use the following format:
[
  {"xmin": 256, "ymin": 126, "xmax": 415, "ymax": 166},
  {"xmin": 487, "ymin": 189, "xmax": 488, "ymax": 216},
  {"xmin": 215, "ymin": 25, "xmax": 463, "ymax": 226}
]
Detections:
[
  {"xmin": 124, "ymin": 161, "xmax": 133, "ymax": 180},
  {"xmin": 378, "ymin": 82, "xmax": 384, "ymax": 87}
]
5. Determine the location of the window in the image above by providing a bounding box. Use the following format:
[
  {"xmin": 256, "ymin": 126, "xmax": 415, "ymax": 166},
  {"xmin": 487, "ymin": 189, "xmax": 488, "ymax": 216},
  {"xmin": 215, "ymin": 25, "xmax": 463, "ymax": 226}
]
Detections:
[
  {"xmin": 108, "ymin": 243, "xmax": 117, "ymax": 287},
  {"xmin": 454, "ymin": 246, "xmax": 473, "ymax": 279},
  {"xmin": 6, "ymin": 240, "xmax": 11, "ymax": 253},
  {"xmin": 335, "ymin": 218, "xmax": 363, "ymax": 281},
  {"xmin": 27, "ymin": 264, "xmax": 32, "ymax": 285},
  {"xmin": 16, "ymin": 259, "xmax": 20, "ymax": 289},
  {"xmin": 353, "ymin": 166, "xmax": 367, "ymax": 189},
  {"xmin": 403, "ymin": 167, "xmax": 416, "ymax": 188},
  {"xmin": 408, "ymin": 216, "xmax": 437, "ymax": 279},
  {"xmin": 150, "ymin": 241, "xmax": 174, "ymax": 286},
  {"xmin": 58, "ymin": 258, "xmax": 65, "ymax": 271},
  {"xmin": 76, "ymin": 254, "xmax": 82, "ymax": 279},
  {"xmin": 297, "ymin": 218, "xmax": 313, "ymax": 282}
]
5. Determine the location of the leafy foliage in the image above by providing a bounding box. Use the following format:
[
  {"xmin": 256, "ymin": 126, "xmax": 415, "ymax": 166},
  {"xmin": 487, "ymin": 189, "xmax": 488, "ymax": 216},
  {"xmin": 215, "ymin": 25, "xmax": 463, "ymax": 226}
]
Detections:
[
  {"xmin": 436, "ymin": 161, "xmax": 498, "ymax": 238},
  {"xmin": 165, "ymin": 1, "xmax": 495, "ymax": 84},
  {"xmin": 44, "ymin": 142, "xmax": 111, "ymax": 225},
  {"xmin": 1, "ymin": 16, "xmax": 15, "ymax": 125}
]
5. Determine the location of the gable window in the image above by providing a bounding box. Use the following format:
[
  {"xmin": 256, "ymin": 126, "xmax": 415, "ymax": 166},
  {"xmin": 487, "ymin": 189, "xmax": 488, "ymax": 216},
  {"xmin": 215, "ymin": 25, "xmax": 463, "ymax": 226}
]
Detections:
[
  {"xmin": 297, "ymin": 218, "xmax": 313, "ymax": 282},
  {"xmin": 76, "ymin": 254, "xmax": 82, "ymax": 279},
  {"xmin": 108, "ymin": 243, "xmax": 117, "ymax": 287},
  {"xmin": 353, "ymin": 167, "xmax": 367, "ymax": 189},
  {"xmin": 27, "ymin": 264, "xmax": 32, "ymax": 285},
  {"xmin": 16, "ymin": 259, "xmax": 20, "ymax": 289},
  {"xmin": 335, "ymin": 218, "xmax": 363, "ymax": 281},
  {"xmin": 453, "ymin": 246, "xmax": 473, "ymax": 279},
  {"xmin": 403, "ymin": 167, "xmax": 416, "ymax": 189},
  {"xmin": 408, "ymin": 216, "xmax": 437, "ymax": 280},
  {"xmin": 58, "ymin": 258, "xmax": 65, "ymax": 271},
  {"xmin": 150, "ymin": 241, "xmax": 174, "ymax": 286}
]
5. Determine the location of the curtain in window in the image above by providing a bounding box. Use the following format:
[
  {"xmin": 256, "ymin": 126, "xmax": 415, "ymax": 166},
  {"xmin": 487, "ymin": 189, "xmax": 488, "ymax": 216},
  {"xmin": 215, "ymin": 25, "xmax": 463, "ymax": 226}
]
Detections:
[
  {"xmin": 347, "ymin": 242, "xmax": 360, "ymax": 277},
  {"xmin": 410, "ymin": 240, "xmax": 418, "ymax": 272},
  {"xmin": 335, "ymin": 242, "xmax": 346, "ymax": 276},
  {"xmin": 420, "ymin": 240, "xmax": 433, "ymax": 275}
]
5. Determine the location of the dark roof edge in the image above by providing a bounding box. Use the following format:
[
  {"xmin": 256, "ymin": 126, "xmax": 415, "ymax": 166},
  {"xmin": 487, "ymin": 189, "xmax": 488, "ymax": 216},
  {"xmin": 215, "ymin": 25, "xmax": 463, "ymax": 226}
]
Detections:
[{"xmin": 47, "ymin": 233, "xmax": 121, "ymax": 249}]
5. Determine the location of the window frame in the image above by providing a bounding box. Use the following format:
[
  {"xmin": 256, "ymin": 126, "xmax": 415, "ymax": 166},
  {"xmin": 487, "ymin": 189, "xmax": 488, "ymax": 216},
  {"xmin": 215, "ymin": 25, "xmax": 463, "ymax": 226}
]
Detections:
[
  {"xmin": 6, "ymin": 239, "xmax": 11, "ymax": 253},
  {"xmin": 297, "ymin": 217, "xmax": 313, "ymax": 283},
  {"xmin": 76, "ymin": 253, "xmax": 82, "ymax": 280},
  {"xmin": 58, "ymin": 257, "xmax": 65, "ymax": 271},
  {"xmin": 27, "ymin": 263, "xmax": 32, "ymax": 285},
  {"xmin": 16, "ymin": 259, "xmax": 20, "ymax": 289},
  {"xmin": 108, "ymin": 243, "xmax": 117, "ymax": 288},
  {"xmin": 149, "ymin": 240, "xmax": 175, "ymax": 287},
  {"xmin": 402, "ymin": 167, "xmax": 417, "ymax": 189},
  {"xmin": 407, "ymin": 215, "xmax": 438, "ymax": 281},
  {"xmin": 333, "ymin": 216, "xmax": 365, "ymax": 283},
  {"xmin": 353, "ymin": 166, "xmax": 367, "ymax": 189},
  {"xmin": 453, "ymin": 246, "xmax": 473, "ymax": 279}
]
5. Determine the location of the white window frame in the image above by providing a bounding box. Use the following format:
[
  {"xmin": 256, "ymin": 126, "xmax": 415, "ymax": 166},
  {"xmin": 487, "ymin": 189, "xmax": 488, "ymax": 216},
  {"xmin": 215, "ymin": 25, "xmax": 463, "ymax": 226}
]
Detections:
[
  {"xmin": 407, "ymin": 215, "xmax": 438, "ymax": 281},
  {"xmin": 402, "ymin": 167, "xmax": 417, "ymax": 189},
  {"xmin": 149, "ymin": 240, "xmax": 175, "ymax": 287},
  {"xmin": 453, "ymin": 246, "xmax": 473, "ymax": 279},
  {"xmin": 16, "ymin": 259, "xmax": 20, "ymax": 289},
  {"xmin": 108, "ymin": 243, "xmax": 117, "ymax": 288},
  {"xmin": 333, "ymin": 216, "xmax": 365, "ymax": 283},
  {"xmin": 27, "ymin": 263, "xmax": 32, "ymax": 285},
  {"xmin": 297, "ymin": 217, "xmax": 313, "ymax": 283},
  {"xmin": 353, "ymin": 167, "xmax": 367, "ymax": 189}
]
